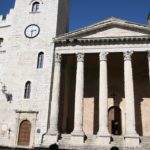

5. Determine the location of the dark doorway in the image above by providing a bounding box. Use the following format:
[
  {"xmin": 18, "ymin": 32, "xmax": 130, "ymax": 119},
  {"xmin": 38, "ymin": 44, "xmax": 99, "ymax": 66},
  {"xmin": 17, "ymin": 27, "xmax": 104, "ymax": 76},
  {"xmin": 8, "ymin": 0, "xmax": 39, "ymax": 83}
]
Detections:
[{"xmin": 108, "ymin": 106, "xmax": 122, "ymax": 135}]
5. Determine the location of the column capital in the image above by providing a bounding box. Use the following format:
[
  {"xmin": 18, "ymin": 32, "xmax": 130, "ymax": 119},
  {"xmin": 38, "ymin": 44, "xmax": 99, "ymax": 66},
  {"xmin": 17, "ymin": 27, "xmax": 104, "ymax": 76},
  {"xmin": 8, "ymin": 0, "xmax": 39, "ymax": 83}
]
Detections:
[
  {"xmin": 148, "ymin": 50, "xmax": 150, "ymax": 61},
  {"xmin": 124, "ymin": 51, "xmax": 133, "ymax": 61},
  {"xmin": 77, "ymin": 53, "xmax": 84, "ymax": 62},
  {"xmin": 55, "ymin": 53, "xmax": 61, "ymax": 63},
  {"xmin": 99, "ymin": 52, "xmax": 109, "ymax": 61}
]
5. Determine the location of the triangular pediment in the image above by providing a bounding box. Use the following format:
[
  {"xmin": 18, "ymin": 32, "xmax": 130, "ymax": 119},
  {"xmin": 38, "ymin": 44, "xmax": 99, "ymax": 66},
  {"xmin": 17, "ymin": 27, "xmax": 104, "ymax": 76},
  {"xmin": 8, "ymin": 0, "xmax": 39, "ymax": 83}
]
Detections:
[
  {"xmin": 55, "ymin": 17, "xmax": 150, "ymax": 41},
  {"xmin": 82, "ymin": 26, "xmax": 147, "ymax": 38}
]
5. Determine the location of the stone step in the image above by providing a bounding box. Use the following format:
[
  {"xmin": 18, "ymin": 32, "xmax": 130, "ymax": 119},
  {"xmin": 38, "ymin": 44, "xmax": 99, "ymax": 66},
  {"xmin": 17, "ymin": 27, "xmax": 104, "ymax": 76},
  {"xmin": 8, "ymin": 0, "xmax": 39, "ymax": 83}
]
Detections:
[
  {"xmin": 58, "ymin": 135, "xmax": 150, "ymax": 149},
  {"xmin": 140, "ymin": 136, "xmax": 150, "ymax": 143},
  {"xmin": 141, "ymin": 137, "xmax": 150, "ymax": 149}
]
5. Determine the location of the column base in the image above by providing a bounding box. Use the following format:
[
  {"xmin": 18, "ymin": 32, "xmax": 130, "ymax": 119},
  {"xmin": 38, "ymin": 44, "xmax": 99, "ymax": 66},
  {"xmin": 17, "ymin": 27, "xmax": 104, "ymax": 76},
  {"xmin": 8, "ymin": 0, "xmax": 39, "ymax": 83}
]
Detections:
[
  {"xmin": 42, "ymin": 132, "xmax": 59, "ymax": 147},
  {"xmin": 124, "ymin": 134, "xmax": 139, "ymax": 147},
  {"xmin": 71, "ymin": 130, "xmax": 84, "ymax": 145},
  {"xmin": 97, "ymin": 130, "xmax": 111, "ymax": 137},
  {"xmin": 47, "ymin": 128, "xmax": 59, "ymax": 135},
  {"xmin": 96, "ymin": 131, "xmax": 111, "ymax": 146},
  {"xmin": 96, "ymin": 136, "xmax": 111, "ymax": 146}
]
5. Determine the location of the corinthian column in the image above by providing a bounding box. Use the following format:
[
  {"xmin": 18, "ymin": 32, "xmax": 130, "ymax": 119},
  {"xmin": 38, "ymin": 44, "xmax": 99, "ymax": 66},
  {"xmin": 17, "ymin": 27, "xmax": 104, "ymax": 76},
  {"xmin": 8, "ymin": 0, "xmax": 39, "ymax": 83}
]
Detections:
[
  {"xmin": 97, "ymin": 52, "xmax": 110, "ymax": 136},
  {"xmin": 124, "ymin": 51, "xmax": 137, "ymax": 136},
  {"xmin": 148, "ymin": 51, "xmax": 150, "ymax": 82},
  {"xmin": 96, "ymin": 52, "xmax": 110, "ymax": 146},
  {"xmin": 48, "ymin": 53, "xmax": 61, "ymax": 135},
  {"xmin": 124, "ymin": 51, "xmax": 139, "ymax": 147},
  {"xmin": 71, "ymin": 53, "xmax": 84, "ymax": 144},
  {"xmin": 72, "ymin": 53, "xmax": 84, "ymax": 135}
]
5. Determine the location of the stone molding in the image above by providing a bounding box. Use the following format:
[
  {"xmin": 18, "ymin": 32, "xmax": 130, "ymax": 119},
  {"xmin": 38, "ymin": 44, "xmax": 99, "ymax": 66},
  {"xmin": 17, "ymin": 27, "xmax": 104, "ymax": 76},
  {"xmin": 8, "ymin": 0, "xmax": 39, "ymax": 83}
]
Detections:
[
  {"xmin": 15, "ymin": 110, "xmax": 38, "ymax": 114},
  {"xmin": 55, "ymin": 36, "xmax": 150, "ymax": 46},
  {"xmin": 55, "ymin": 53, "xmax": 61, "ymax": 63},
  {"xmin": 77, "ymin": 53, "xmax": 84, "ymax": 62},
  {"xmin": 124, "ymin": 51, "xmax": 133, "ymax": 61}
]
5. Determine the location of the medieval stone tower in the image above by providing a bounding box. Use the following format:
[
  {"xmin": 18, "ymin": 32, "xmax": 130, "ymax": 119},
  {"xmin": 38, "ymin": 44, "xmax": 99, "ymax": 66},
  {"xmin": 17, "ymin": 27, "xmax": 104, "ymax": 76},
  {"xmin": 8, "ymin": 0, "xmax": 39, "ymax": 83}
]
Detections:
[{"xmin": 0, "ymin": 0, "xmax": 69, "ymax": 148}]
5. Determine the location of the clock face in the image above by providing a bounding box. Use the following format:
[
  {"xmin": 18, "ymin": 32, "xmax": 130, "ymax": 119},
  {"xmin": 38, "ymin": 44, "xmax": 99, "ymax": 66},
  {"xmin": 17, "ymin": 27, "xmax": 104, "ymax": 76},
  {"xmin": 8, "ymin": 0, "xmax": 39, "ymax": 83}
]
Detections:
[{"xmin": 24, "ymin": 24, "xmax": 40, "ymax": 38}]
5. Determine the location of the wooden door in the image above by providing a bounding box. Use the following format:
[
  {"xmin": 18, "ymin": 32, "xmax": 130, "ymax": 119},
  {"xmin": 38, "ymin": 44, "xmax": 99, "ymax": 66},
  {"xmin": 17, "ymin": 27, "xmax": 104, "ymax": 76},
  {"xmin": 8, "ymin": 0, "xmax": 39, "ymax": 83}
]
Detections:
[{"xmin": 18, "ymin": 120, "xmax": 31, "ymax": 146}]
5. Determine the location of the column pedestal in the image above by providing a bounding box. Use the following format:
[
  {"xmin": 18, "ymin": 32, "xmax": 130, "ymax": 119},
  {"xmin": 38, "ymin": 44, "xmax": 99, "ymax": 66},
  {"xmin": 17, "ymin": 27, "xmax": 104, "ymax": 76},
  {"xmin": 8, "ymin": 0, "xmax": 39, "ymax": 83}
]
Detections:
[
  {"xmin": 96, "ymin": 52, "xmax": 110, "ymax": 146},
  {"xmin": 96, "ymin": 136, "xmax": 111, "ymax": 146},
  {"xmin": 71, "ymin": 53, "xmax": 85, "ymax": 145},
  {"xmin": 124, "ymin": 135, "xmax": 139, "ymax": 147},
  {"xmin": 42, "ymin": 134, "xmax": 59, "ymax": 147}
]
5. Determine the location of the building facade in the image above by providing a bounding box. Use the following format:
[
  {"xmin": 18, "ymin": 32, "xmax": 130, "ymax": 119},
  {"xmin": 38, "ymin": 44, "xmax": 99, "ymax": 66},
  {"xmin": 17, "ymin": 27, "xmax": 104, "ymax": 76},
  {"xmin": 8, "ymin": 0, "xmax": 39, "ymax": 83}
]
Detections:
[
  {"xmin": 0, "ymin": 0, "xmax": 69, "ymax": 148},
  {"xmin": 0, "ymin": 0, "xmax": 150, "ymax": 150}
]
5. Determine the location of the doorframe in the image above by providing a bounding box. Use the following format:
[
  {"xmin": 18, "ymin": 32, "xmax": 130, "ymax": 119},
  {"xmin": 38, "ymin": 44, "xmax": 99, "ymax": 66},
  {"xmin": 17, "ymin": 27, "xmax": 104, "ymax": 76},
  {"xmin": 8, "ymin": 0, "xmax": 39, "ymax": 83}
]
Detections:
[{"xmin": 108, "ymin": 106, "xmax": 122, "ymax": 135}]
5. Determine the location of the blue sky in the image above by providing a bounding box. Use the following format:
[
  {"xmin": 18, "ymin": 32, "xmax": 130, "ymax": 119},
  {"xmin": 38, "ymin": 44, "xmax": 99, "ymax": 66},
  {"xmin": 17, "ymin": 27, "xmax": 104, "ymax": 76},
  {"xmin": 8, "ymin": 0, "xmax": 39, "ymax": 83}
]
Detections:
[{"xmin": 0, "ymin": 0, "xmax": 150, "ymax": 31}]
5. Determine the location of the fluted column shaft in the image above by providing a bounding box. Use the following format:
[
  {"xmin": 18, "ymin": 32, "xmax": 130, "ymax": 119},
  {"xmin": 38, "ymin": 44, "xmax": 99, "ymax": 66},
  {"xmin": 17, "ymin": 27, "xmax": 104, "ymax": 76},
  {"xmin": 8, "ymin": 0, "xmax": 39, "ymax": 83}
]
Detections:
[
  {"xmin": 124, "ymin": 51, "xmax": 137, "ymax": 136},
  {"xmin": 48, "ymin": 53, "xmax": 61, "ymax": 135},
  {"xmin": 72, "ymin": 53, "xmax": 84, "ymax": 136},
  {"xmin": 97, "ymin": 52, "xmax": 110, "ymax": 136}
]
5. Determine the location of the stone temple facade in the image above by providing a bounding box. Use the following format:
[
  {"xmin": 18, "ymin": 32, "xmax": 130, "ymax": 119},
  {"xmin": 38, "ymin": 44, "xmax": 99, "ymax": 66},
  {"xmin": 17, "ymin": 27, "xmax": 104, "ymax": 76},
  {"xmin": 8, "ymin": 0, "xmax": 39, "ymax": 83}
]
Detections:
[{"xmin": 0, "ymin": 0, "xmax": 150, "ymax": 150}]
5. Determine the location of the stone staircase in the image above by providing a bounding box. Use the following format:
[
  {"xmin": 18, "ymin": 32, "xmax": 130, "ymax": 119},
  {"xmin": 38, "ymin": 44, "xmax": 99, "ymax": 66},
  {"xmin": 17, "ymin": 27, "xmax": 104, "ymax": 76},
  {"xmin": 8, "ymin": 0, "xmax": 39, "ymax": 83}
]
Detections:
[
  {"xmin": 140, "ymin": 136, "xmax": 150, "ymax": 149},
  {"xmin": 58, "ymin": 134, "xmax": 150, "ymax": 150}
]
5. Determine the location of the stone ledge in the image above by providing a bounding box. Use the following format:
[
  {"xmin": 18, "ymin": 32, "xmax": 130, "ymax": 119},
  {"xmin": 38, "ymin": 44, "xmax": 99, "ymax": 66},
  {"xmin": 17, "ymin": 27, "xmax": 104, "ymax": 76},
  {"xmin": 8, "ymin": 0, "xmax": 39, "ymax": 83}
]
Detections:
[{"xmin": 1, "ymin": 146, "xmax": 150, "ymax": 150}]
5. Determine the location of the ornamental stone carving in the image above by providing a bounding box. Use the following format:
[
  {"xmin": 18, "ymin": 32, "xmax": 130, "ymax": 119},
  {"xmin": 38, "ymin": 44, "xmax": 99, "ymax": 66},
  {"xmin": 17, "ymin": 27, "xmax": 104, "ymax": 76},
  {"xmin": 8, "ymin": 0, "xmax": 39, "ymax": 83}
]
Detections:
[
  {"xmin": 77, "ymin": 53, "xmax": 84, "ymax": 62},
  {"xmin": 99, "ymin": 52, "xmax": 109, "ymax": 61},
  {"xmin": 55, "ymin": 53, "xmax": 61, "ymax": 63},
  {"xmin": 124, "ymin": 51, "xmax": 133, "ymax": 61}
]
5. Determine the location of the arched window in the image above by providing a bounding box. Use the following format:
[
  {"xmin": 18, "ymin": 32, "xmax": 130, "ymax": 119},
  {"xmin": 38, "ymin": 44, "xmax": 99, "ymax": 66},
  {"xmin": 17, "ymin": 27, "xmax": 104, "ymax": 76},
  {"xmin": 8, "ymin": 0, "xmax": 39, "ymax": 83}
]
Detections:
[
  {"xmin": 37, "ymin": 52, "xmax": 44, "ymax": 68},
  {"xmin": 32, "ymin": 2, "xmax": 40, "ymax": 12},
  {"xmin": 18, "ymin": 120, "xmax": 31, "ymax": 146},
  {"xmin": 24, "ymin": 81, "xmax": 31, "ymax": 99}
]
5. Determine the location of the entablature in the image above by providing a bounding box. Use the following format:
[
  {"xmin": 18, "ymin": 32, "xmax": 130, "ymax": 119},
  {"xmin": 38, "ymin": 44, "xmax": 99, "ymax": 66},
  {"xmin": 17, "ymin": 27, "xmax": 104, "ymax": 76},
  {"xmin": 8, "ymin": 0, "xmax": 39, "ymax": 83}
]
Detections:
[
  {"xmin": 55, "ymin": 43, "xmax": 150, "ymax": 54},
  {"xmin": 54, "ymin": 36, "xmax": 150, "ymax": 47}
]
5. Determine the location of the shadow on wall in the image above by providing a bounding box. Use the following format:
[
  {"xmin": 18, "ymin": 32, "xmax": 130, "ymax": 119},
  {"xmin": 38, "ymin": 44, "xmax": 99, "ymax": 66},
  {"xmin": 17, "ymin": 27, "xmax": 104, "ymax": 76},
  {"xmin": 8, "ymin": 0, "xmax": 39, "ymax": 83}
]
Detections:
[{"xmin": 132, "ymin": 53, "xmax": 150, "ymax": 136}]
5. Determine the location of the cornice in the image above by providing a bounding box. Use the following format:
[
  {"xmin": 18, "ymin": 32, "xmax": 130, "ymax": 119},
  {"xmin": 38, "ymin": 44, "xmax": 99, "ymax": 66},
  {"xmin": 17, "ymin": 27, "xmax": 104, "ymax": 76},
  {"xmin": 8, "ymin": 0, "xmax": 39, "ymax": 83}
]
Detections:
[{"xmin": 54, "ymin": 36, "xmax": 150, "ymax": 46}]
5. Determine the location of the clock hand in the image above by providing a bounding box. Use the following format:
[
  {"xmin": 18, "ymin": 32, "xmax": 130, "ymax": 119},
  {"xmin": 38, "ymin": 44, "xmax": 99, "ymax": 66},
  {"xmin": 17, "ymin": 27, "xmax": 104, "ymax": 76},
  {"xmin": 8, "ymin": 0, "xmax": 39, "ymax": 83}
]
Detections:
[{"xmin": 31, "ymin": 29, "xmax": 37, "ymax": 36}]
